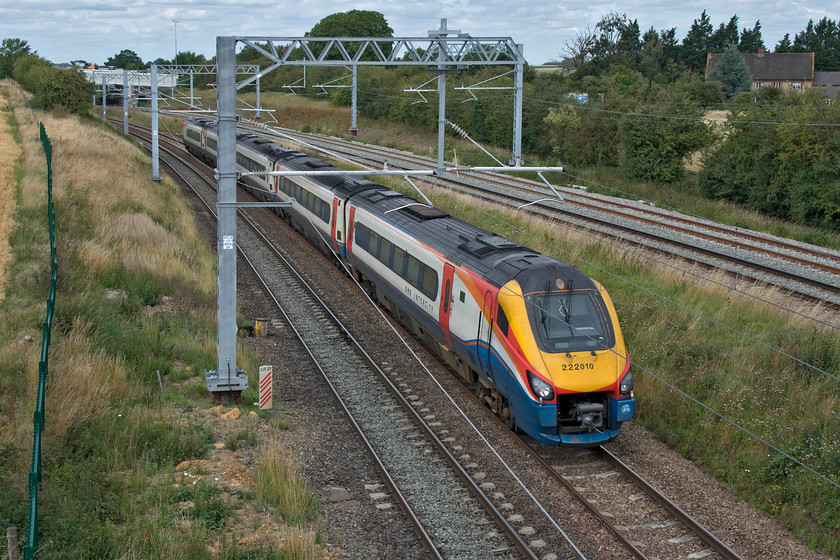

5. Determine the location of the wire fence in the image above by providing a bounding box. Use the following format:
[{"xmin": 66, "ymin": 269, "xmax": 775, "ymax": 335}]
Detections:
[{"xmin": 21, "ymin": 123, "xmax": 58, "ymax": 560}]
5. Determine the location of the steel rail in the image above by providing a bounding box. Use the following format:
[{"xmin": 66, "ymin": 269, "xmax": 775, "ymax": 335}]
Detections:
[
  {"xmin": 121, "ymin": 119, "xmax": 540, "ymax": 560},
  {"xmin": 262, "ymin": 125, "xmax": 840, "ymax": 289},
  {"xmin": 270, "ymin": 127, "xmax": 840, "ymax": 304},
  {"xmin": 598, "ymin": 446, "xmax": 743, "ymax": 560},
  {"xmin": 122, "ymin": 122, "xmax": 445, "ymax": 559}
]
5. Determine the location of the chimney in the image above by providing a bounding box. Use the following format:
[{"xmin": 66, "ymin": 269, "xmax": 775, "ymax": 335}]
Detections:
[{"xmin": 757, "ymin": 47, "xmax": 766, "ymax": 57}]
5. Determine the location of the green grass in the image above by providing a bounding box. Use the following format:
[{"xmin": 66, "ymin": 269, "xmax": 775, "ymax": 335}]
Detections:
[
  {"xmin": 0, "ymin": 82, "xmax": 322, "ymax": 559},
  {"xmin": 381, "ymin": 178, "xmax": 840, "ymax": 555},
  {"xmin": 253, "ymin": 444, "xmax": 321, "ymax": 526}
]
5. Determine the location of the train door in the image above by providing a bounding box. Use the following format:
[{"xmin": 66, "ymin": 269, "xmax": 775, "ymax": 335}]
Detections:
[
  {"xmin": 346, "ymin": 207, "xmax": 356, "ymax": 262},
  {"xmin": 476, "ymin": 290, "xmax": 494, "ymax": 377},
  {"xmin": 200, "ymin": 128, "xmax": 206, "ymax": 151},
  {"xmin": 439, "ymin": 263, "xmax": 455, "ymax": 349},
  {"xmin": 330, "ymin": 198, "xmax": 340, "ymax": 255},
  {"xmin": 274, "ymin": 163, "xmax": 281, "ymax": 194}
]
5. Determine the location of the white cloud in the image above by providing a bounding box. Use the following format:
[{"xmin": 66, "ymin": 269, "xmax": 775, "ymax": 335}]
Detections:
[{"xmin": 0, "ymin": 0, "xmax": 836, "ymax": 65}]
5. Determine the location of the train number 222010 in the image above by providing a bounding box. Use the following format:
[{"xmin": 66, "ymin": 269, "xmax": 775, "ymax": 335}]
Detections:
[{"xmin": 561, "ymin": 362, "xmax": 595, "ymax": 371}]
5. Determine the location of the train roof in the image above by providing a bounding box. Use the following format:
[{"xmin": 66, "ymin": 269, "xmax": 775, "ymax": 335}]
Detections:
[
  {"xmin": 352, "ymin": 187, "xmax": 595, "ymax": 290},
  {"xmin": 184, "ymin": 117, "xmax": 594, "ymax": 291}
]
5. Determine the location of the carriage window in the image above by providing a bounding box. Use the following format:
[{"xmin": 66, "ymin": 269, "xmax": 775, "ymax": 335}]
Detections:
[
  {"xmin": 392, "ymin": 246, "xmax": 406, "ymax": 276},
  {"xmin": 353, "ymin": 223, "xmax": 437, "ymax": 300},
  {"xmin": 321, "ymin": 199, "xmax": 331, "ymax": 223},
  {"xmin": 406, "ymin": 255, "xmax": 420, "ymax": 286},
  {"xmin": 420, "ymin": 265, "xmax": 438, "ymax": 300},
  {"xmin": 443, "ymin": 279, "xmax": 451, "ymax": 313},
  {"xmin": 379, "ymin": 238, "xmax": 393, "ymax": 266},
  {"xmin": 355, "ymin": 223, "xmax": 369, "ymax": 250}
]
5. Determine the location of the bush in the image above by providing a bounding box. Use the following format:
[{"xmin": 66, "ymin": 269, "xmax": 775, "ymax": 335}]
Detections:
[
  {"xmin": 699, "ymin": 90, "xmax": 840, "ymax": 230},
  {"xmin": 12, "ymin": 53, "xmax": 93, "ymax": 114},
  {"xmin": 34, "ymin": 66, "xmax": 92, "ymax": 114}
]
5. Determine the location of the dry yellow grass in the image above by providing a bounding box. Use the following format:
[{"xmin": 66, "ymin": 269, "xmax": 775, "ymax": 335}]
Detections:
[
  {"xmin": 252, "ymin": 441, "xmax": 320, "ymax": 527},
  {"xmin": 28, "ymin": 106, "xmax": 214, "ymax": 295},
  {"xmin": 44, "ymin": 320, "xmax": 128, "ymax": 442},
  {"xmin": 0, "ymin": 82, "xmax": 217, "ymax": 441},
  {"xmin": 0, "ymin": 88, "xmax": 22, "ymax": 305}
]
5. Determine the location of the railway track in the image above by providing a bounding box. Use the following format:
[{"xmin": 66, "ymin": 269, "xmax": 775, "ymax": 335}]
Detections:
[
  {"xmin": 124, "ymin": 122, "xmax": 533, "ymax": 559},
  {"xmin": 239, "ymin": 121, "xmax": 840, "ymax": 315},
  {"xmin": 116, "ymin": 118, "xmax": 755, "ymax": 559}
]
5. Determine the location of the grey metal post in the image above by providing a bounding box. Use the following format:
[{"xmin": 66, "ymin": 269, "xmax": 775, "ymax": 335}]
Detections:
[
  {"xmin": 512, "ymin": 44, "xmax": 524, "ymax": 166},
  {"xmin": 350, "ymin": 64, "xmax": 358, "ymax": 135},
  {"xmin": 436, "ymin": 19, "xmax": 448, "ymax": 174},
  {"xmin": 149, "ymin": 64, "xmax": 162, "ymax": 181},
  {"xmin": 123, "ymin": 70, "xmax": 129, "ymax": 134},
  {"xmin": 216, "ymin": 36, "xmax": 239, "ymax": 387},
  {"xmin": 256, "ymin": 74, "xmax": 261, "ymax": 119},
  {"xmin": 189, "ymin": 69, "xmax": 194, "ymax": 108},
  {"xmin": 101, "ymin": 74, "xmax": 106, "ymax": 119}
]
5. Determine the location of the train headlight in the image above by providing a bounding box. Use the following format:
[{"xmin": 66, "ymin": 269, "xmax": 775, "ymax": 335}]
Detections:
[
  {"xmin": 619, "ymin": 368, "xmax": 634, "ymax": 395},
  {"xmin": 527, "ymin": 371, "xmax": 555, "ymax": 402}
]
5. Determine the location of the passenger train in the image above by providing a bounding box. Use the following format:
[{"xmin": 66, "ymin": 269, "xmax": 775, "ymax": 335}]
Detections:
[{"xmin": 183, "ymin": 117, "xmax": 635, "ymax": 446}]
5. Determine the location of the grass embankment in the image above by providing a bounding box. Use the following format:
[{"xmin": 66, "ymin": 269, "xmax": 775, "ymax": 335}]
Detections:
[
  {"xmin": 420, "ymin": 189, "xmax": 840, "ymax": 555},
  {"xmin": 0, "ymin": 81, "xmax": 322, "ymax": 559},
  {"xmin": 227, "ymin": 92, "xmax": 840, "ymax": 554}
]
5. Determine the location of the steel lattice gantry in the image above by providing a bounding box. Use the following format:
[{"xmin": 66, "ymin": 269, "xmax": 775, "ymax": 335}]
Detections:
[
  {"xmin": 233, "ymin": 22, "xmax": 526, "ymax": 169},
  {"xmin": 211, "ymin": 21, "xmax": 526, "ymax": 395},
  {"xmin": 159, "ymin": 64, "xmax": 260, "ymax": 75}
]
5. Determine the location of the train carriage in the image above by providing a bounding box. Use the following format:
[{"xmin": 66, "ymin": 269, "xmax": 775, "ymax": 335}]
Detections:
[
  {"xmin": 345, "ymin": 188, "xmax": 634, "ymax": 445},
  {"xmin": 182, "ymin": 117, "xmax": 635, "ymax": 447}
]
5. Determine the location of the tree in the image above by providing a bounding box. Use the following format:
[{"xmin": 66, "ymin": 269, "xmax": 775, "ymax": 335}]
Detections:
[
  {"xmin": 306, "ymin": 10, "xmax": 393, "ymax": 59},
  {"xmin": 35, "ymin": 66, "xmax": 93, "ymax": 113},
  {"xmin": 105, "ymin": 49, "xmax": 144, "ymax": 70},
  {"xmin": 308, "ymin": 9, "xmax": 393, "ymax": 37},
  {"xmin": 700, "ymin": 90, "xmax": 840, "ymax": 229},
  {"xmin": 173, "ymin": 51, "xmax": 206, "ymax": 65},
  {"xmin": 12, "ymin": 52, "xmax": 93, "ymax": 113},
  {"xmin": 12, "ymin": 53, "xmax": 51, "ymax": 91},
  {"xmin": 709, "ymin": 45, "xmax": 751, "ymax": 98},
  {"xmin": 775, "ymin": 33, "xmax": 793, "ymax": 53},
  {"xmin": 640, "ymin": 28, "xmax": 666, "ymax": 82},
  {"xmin": 590, "ymin": 12, "xmax": 641, "ymax": 65},
  {"xmin": 682, "ymin": 10, "xmax": 714, "ymax": 71},
  {"xmin": 738, "ymin": 21, "xmax": 765, "ymax": 52},
  {"xmin": 792, "ymin": 18, "xmax": 840, "ymax": 71},
  {"xmin": 620, "ymin": 94, "xmax": 711, "ymax": 183},
  {"xmin": 711, "ymin": 16, "xmax": 739, "ymax": 51},
  {"xmin": 560, "ymin": 27, "xmax": 596, "ymax": 69},
  {"xmin": 0, "ymin": 37, "xmax": 32, "ymax": 78}
]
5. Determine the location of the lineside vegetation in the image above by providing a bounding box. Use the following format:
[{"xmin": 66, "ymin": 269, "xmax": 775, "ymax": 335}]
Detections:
[
  {"xmin": 240, "ymin": 92, "xmax": 840, "ymax": 554},
  {"xmin": 0, "ymin": 80, "xmax": 322, "ymax": 559}
]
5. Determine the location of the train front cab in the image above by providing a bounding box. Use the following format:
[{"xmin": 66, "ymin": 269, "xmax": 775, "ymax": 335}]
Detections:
[{"xmin": 497, "ymin": 270, "xmax": 635, "ymax": 447}]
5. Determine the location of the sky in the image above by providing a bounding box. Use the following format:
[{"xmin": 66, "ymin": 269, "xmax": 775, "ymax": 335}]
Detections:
[{"xmin": 1, "ymin": 1, "xmax": 837, "ymax": 66}]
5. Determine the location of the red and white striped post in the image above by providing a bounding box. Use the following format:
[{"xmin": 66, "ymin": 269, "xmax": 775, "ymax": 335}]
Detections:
[{"xmin": 258, "ymin": 365, "xmax": 273, "ymax": 409}]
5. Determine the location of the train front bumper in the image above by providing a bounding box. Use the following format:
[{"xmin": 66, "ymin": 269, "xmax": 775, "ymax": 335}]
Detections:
[{"xmin": 526, "ymin": 396, "xmax": 636, "ymax": 447}]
